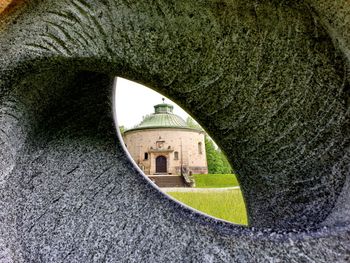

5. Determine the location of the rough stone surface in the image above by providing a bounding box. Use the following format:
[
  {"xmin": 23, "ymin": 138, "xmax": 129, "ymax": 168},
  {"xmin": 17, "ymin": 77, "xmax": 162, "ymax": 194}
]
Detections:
[{"xmin": 0, "ymin": 0, "xmax": 349, "ymax": 262}]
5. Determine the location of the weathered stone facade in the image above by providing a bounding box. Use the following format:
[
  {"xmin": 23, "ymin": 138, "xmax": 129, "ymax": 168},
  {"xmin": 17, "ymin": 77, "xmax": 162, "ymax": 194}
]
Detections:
[
  {"xmin": 123, "ymin": 103, "xmax": 208, "ymax": 175},
  {"xmin": 124, "ymin": 128, "xmax": 207, "ymax": 175}
]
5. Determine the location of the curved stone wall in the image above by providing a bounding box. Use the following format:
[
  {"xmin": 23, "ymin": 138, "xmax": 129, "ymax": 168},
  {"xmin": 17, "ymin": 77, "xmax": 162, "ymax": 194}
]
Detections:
[
  {"xmin": 0, "ymin": 0, "xmax": 349, "ymax": 262},
  {"xmin": 123, "ymin": 128, "xmax": 207, "ymax": 175}
]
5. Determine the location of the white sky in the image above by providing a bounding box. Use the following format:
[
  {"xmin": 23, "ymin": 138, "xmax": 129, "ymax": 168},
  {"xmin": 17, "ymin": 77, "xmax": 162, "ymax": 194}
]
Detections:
[{"xmin": 114, "ymin": 77, "xmax": 190, "ymax": 129}]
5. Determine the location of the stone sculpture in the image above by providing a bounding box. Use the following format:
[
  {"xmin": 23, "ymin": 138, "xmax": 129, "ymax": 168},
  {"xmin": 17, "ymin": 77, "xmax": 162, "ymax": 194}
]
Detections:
[{"xmin": 0, "ymin": 1, "xmax": 349, "ymax": 262}]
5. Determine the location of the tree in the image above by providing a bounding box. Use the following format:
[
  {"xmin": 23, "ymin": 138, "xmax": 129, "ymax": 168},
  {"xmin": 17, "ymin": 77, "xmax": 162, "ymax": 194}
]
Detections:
[
  {"xmin": 205, "ymin": 136, "xmax": 223, "ymax": 174},
  {"xmin": 205, "ymin": 135, "xmax": 234, "ymax": 174},
  {"xmin": 219, "ymin": 150, "xmax": 232, "ymax": 174},
  {"xmin": 119, "ymin": 126, "xmax": 125, "ymax": 135}
]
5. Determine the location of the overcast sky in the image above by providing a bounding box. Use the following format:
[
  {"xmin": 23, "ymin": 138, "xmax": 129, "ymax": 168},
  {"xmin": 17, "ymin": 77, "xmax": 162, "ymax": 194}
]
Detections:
[{"xmin": 114, "ymin": 77, "xmax": 190, "ymax": 129}]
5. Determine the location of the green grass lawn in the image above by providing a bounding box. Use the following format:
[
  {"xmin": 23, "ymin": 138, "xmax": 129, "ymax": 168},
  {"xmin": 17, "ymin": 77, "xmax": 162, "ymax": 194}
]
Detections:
[
  {"xmin": 166, "ymin": 188, "xmax": 247, "ymax": 225},
  {"xmin": 194, "ymin": 174, "xmax": 239, "ymax": 188}
]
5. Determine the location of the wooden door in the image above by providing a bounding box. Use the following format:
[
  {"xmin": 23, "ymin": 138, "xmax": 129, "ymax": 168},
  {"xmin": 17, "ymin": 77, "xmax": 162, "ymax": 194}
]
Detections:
[{"xmin": 156, "ymin": 156, "xmax": 167, "ymax": 173}]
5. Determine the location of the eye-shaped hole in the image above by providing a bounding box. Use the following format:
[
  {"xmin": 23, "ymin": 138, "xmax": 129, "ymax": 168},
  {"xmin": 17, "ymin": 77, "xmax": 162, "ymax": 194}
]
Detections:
[{"xmin": 114, "ymin": 77, "xmax": 247, "ymax": 225}]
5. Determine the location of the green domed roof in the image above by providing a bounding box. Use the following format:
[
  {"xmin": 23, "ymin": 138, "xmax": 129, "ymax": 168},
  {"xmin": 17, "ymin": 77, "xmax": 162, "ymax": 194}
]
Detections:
[{"xmin": 125, "ymin": 102, "xmax": 196, "ymax": 132}]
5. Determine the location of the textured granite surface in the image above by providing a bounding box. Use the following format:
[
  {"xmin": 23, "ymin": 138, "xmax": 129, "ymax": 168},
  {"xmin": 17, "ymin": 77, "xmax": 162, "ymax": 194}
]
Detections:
[{"xmin": 0, "ymin": 0, "xmax": 349, "ymax": 262}]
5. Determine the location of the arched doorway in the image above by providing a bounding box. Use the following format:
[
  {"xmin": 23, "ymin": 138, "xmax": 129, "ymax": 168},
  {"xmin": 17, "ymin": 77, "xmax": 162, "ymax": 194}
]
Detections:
[{"xmin": 156, "ymin": 156, "xmax": 167, "ymax": 173}]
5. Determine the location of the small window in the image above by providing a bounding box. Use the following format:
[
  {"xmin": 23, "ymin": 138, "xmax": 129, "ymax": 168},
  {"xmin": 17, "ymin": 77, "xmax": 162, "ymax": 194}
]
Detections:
[
  {"xmin": 144, "ymin": 152, "xmax": 148, "ymax": 160},
  {"xmin": 198, "ymin": 142, "xmax": 203, "ymax": 154},
  {"xmin": 174, "ymin": 151, "xmax": 179, "ymax": 160}
]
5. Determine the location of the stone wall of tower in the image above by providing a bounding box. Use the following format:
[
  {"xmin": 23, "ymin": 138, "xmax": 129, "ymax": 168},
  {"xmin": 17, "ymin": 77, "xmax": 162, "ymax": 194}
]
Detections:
[{"xmin": 123, "ymin": 128, "xmax": 207, "ymax": 175}]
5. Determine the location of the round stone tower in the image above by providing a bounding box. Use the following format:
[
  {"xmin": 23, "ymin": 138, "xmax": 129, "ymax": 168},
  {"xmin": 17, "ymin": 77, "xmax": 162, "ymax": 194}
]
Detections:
[{"xmin": 123, "ymin": 102, "xmax": 208, "ymax": 176}]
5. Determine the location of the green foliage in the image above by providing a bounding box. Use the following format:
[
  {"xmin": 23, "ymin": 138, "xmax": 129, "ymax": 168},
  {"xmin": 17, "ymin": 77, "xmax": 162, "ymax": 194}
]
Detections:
[
  {"xmin": 205, "ymin": 136, "xmax": 232, "ymax": 174},
  {"xmin": 119, "ymin": 125, "xmax": 125, "ymax": 135},
  {"xmin": 219, "ymin": 151, "xmax": 232, "ymax": 174},
  {"xmin": 194, "ymin": 174, "xmax": 239, "ymax": 188},
  {"xmin": 167, "ymin": 189, "xmax": 247, "ymax": 225},
  {"xmin": 205, "ymin": 136, "xmax": 221, "ymax": 173}
]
